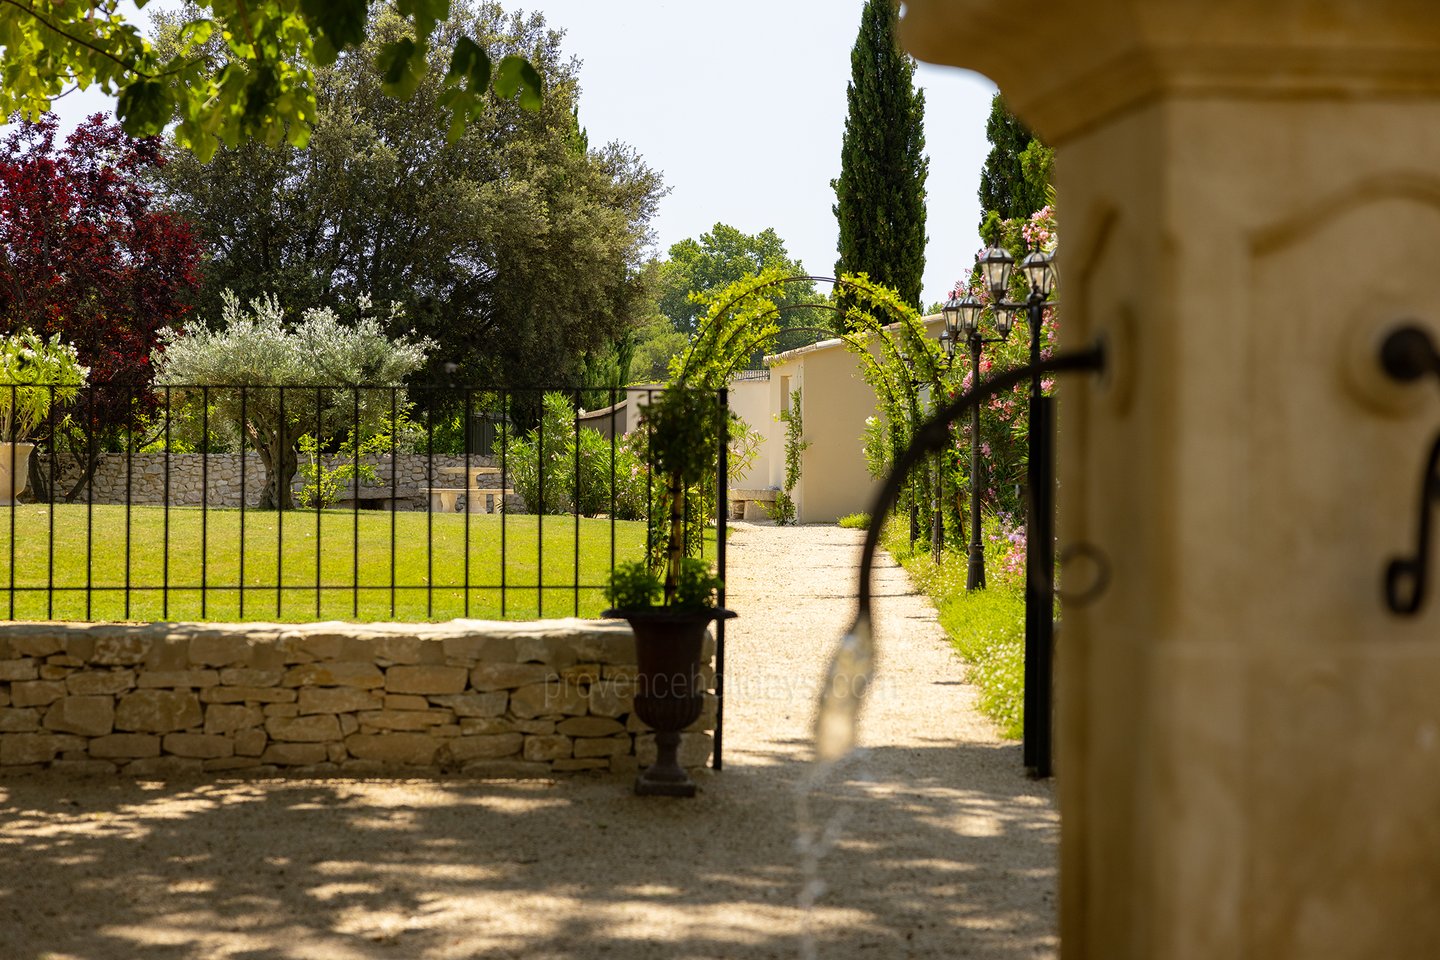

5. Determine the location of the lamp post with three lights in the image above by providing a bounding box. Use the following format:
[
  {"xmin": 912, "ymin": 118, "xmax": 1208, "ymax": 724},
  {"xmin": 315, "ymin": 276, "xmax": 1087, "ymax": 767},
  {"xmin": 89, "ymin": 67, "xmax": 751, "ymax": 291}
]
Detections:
[
  {"xmin": 949, "ymin": 241, "xmax": 1058, "ymax": 776},
  {"xmin": 939, "ymin": 289, "xmax": 1018, "ymax": 590}
]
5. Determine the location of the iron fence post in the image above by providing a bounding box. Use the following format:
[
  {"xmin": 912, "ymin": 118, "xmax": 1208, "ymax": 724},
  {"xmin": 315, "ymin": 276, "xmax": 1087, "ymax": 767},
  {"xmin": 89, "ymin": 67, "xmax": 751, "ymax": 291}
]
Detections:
[
  {"xmin": 1024, "ymin": 393, "xmax": 1056, "ymax": 777},
  {"xmin": 715, "ymin": 386, "xmax": 728, "ymax": 771}
]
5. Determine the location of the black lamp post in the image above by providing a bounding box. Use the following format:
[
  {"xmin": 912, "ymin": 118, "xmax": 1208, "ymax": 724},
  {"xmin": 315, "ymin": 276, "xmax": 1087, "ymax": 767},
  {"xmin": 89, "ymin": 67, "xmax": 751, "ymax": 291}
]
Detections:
[
  {"xmin": 975, "ymin": 240, "xmax": 1059, "ymax": 776},
  {"xmin": 978, "ymin": 244, "xmax": 1058, "ymax": 392},
  {"xmin": 941, "ymin": 290, "xmax": 1018, "ymax": 591}
]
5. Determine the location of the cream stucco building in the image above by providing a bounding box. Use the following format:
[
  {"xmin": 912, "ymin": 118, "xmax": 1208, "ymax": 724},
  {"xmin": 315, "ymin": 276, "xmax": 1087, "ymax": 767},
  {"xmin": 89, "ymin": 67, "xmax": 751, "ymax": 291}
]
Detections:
[{"xmin": 727, "ymin": 315, "xmax": 947, "ymax": 524}]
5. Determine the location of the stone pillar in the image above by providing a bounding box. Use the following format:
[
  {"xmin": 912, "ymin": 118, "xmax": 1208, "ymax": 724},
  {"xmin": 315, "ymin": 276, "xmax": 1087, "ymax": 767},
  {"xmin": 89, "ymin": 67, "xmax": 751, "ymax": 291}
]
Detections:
[{"xmin": 901, "ymin": 4, "xmax": 1440, "ymax": 959}]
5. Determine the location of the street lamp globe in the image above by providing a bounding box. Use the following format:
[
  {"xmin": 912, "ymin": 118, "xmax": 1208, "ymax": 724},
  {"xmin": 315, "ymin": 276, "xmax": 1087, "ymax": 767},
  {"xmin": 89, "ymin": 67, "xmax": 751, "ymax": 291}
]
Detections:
[
  {"xmin": 995, "ymin": 304, "xmax": 1017, "ymax": 340},
  {"xmin": 941, "ymin": 296, "xmax": 963, "ymax": 341},
  {"xmin": 979, "ymin": 244, "xmax": 1015, "ymax": 300},
  {"xmin": 958, "ymin": 292, "xmax": 984, "ymax": 338},
  {"xmin": 1020, "ymin": 247, "xmax": 1057, "ymax": 298}
]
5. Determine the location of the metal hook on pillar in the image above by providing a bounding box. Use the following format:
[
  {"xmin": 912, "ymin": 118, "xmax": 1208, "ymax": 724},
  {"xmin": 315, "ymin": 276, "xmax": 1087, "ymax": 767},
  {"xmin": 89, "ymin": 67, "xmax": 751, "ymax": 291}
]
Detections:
[{"xmin": 1379, "ymin": 324, "xmax": 1440, "ymax": 615}]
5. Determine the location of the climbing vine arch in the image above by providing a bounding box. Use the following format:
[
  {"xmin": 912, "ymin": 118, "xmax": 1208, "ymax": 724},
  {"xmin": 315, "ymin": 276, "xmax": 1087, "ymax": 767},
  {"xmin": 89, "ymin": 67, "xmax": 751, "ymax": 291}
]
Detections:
[{"xmin": 670, "ymin": 271, "xmax": 952, "ymax": 536}]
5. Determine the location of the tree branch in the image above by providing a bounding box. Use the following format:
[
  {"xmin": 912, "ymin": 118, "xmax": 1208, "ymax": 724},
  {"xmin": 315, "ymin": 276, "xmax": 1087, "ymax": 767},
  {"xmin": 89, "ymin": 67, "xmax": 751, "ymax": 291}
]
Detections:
[{"xmin": 1, "ymin": 0, "xmax": 155, "ymax": 80}]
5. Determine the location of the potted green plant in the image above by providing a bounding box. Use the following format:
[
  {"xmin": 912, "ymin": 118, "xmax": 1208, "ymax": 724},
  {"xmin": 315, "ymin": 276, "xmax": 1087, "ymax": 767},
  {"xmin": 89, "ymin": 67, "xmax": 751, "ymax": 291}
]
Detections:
[
  {"xmin": 604, "ymin": 386, "xmax": 734, "ymax": 797},
  {"xmin": 0, "ymin": 330, "xmax": 87, "ymax": 505}
]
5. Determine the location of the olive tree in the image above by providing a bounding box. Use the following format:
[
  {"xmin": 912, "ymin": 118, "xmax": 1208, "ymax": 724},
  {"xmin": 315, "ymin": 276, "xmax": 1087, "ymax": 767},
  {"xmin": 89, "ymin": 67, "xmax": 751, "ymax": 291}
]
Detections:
[{"xmin": 153, "ymin": 291, "xmax": 432, "ymax": 509}]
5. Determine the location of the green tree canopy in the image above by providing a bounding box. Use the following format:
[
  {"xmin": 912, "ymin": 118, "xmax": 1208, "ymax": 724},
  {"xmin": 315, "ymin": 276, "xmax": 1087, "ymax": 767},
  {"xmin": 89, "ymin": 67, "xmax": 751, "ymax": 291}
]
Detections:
[
  {"xmin": 155, "ymin": 4, "xmax": 664, "ymax": 412},
  {"xmin": 0, "ymin": 0, "xmax": 540, "ymax": 161},
  {"xmin": 977, "ymin": 93, "xmax": 1052, "ymax": 237},
  {"xmin": 656, "ymin": 224, "xmax": 814, "ymax": 335},
  {"xmin": 832, "ymin": 0, "xmax": 928, "ymax": 311},
  {"xmin": 153, "ymin": 291, "xmax": 432, "ymax": 510}
]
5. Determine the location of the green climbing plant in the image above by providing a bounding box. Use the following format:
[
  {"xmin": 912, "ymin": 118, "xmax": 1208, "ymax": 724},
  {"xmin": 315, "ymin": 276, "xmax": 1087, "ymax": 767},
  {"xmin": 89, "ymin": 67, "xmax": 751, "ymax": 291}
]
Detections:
[{"xmin": 769, "ymin": 387, "xmax": 808, "ymax": 525}]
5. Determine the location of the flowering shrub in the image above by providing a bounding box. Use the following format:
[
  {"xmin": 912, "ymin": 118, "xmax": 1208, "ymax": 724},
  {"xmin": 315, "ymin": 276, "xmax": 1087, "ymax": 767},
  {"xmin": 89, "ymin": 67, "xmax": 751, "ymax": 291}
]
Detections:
[
  {"xmin": 987, "ymin": 510, "xmax": 1027, "ymax": 586},
  {"xmin": 944, "ymin": 202, "xmax": 1061, "ymax": 520},
  {"xmin": 0, "ymin": 329, "xmax": 89, "ymax": 443}
]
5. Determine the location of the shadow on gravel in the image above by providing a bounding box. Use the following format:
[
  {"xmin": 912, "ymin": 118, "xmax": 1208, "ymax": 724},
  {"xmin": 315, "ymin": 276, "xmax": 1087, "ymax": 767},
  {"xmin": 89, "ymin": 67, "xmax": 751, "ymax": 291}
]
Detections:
[{"xmin": 0, "ymin": 744, "xmax": 1055, "ymax": 960}]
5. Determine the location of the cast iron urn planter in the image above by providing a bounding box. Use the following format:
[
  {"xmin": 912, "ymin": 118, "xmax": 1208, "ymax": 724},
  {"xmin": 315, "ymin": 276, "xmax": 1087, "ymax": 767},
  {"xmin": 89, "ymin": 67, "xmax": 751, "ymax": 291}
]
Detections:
[{"xmin": 604, "ymin": 605, "xmax": 736, "ymax": 797}]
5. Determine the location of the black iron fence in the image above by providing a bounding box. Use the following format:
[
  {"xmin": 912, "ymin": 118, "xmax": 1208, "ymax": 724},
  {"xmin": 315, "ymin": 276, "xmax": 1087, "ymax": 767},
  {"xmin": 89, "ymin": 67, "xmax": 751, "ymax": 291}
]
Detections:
[{"xmin": 0, "ymin": 382, "xmax": 727, "ymax": 624}]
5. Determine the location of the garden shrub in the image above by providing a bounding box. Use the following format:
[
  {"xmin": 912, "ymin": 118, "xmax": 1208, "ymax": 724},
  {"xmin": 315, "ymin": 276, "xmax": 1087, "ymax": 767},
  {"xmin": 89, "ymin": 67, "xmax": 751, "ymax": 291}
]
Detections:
[
  {"xmin": 837, "ymin": 512, "xmax": 870, "ymax": 530},
  {"xmin": 500, "ymin": 392, "xmax": 649, "ymax": 519}
]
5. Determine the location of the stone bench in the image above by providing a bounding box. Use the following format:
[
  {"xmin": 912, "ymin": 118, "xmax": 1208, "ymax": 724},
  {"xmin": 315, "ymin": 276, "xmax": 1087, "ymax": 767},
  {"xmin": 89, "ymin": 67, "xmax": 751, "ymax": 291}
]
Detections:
[
  {"xmin": 423, "ymin": 486, "xmax": 512, "ymax": 513},
  {"xmin": 728, "ymin": 487, "xmax": 780, "ymax": 522}
]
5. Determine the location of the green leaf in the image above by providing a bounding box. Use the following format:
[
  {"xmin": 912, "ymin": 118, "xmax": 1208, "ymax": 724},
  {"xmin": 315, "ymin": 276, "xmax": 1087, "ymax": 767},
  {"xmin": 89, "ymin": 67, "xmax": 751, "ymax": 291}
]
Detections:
[
  {"xmin": 376, "ymin": 38, "xmax": 424, "ymax": 99},
  {"xmin": 494, "ymin": 55, "xmax": 542, "ymax": 111},
  {"xmin": 116, "ymin": 80, "xmax": 169, "ymax": 136},
  {"xmin": 397, "ymin": 0, "xmax": 451, "ymax": 41},
  {"xmin": 177, "ymin": 19, "xmax": 215, "ymax": 47},
  {"xmin": 301, "ymin": 0, "xmax": 368, "ymax": 63},
  {"xmin": 446, "ymin": 36, "xmax": 491, "ymax": 92}
]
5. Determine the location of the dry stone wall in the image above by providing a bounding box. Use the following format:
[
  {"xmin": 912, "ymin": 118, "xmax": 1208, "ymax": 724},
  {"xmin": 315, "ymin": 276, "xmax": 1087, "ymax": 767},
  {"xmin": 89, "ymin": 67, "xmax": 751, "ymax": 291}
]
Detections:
[
  {"xmin": 0, "ymin": 619, "xmax": 715, "ymax": 778},
  {"xmin": 36, "ymin": 453, "xmax": 506, "ymax": 509}
]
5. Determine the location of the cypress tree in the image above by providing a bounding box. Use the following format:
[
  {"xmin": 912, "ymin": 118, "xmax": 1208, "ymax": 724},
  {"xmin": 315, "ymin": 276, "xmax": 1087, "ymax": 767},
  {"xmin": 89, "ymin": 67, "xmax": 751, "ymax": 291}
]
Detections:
[
  {"xmin": 977, "ymin": 93, "xmax": 1050, "ymax": 232},
  {"xmin": 832, "ymin": 0, "xmax": 929, "ymax": 313}
]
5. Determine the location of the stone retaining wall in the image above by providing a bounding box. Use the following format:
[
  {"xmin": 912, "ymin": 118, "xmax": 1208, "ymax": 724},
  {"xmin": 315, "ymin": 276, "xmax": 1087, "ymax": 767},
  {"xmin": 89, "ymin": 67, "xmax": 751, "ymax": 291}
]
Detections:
[
  {"xmin": 0, "ymin": 619, "xmax": 714, "ymax": 778},
  {"xmin": 36, "ymin": 453, "xmax": 505, "ymax": 509}
]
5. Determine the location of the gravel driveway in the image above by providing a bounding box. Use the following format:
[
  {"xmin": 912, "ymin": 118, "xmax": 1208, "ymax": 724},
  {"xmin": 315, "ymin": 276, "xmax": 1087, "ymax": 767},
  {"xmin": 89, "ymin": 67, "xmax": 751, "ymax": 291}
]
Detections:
[{"xmin": 0, "ymin": 522, "xmax": 1057, "ymax": 959}]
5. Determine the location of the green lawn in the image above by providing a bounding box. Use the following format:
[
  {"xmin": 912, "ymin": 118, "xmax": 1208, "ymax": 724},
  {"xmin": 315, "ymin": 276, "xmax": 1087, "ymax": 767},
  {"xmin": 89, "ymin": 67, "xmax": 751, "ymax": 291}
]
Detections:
[{"xmin": 0, "ymin": 505, "xmax": 649, "ymax": 623}]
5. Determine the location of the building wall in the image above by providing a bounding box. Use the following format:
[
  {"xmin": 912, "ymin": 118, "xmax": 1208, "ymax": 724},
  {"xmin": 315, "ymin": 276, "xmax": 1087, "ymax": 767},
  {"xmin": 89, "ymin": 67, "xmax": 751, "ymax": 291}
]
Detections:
[
  {"xmin": 796, "ymin": 343, "xmax": 883, "ymax": 523},
  {"xmin": 765, "ymin": 343, "xmax": 882, "ymax": 524},
  {"xmin": 761, "ymin": 318, "xmax": 945, "ymax": 524},
  {"xmin": 726, "ymin": 377, "xmax": 775, "ymax": 490}
]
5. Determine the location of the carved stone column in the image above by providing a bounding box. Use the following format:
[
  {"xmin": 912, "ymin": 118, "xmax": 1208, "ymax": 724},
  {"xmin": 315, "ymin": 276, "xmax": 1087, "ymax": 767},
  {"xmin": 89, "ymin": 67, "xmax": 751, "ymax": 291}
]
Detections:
[{"xmin": 901, "ymin": 4, "xmax": 1440, "ymax": 958}]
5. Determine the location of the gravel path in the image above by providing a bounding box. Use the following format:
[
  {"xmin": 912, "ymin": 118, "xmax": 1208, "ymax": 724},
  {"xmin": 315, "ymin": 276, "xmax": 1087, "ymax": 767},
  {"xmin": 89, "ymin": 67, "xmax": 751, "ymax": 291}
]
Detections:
[{"xmin": 0, "ymin": 522, "xmax": 1057, "ymax": 959}]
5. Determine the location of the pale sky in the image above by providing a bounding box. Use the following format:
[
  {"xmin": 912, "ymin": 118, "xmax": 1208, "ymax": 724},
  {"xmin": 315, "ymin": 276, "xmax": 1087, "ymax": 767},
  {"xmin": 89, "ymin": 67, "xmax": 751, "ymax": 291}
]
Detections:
[{"xmin": 33, "ymin": 1, "xmax": 998, "ymax": 307}]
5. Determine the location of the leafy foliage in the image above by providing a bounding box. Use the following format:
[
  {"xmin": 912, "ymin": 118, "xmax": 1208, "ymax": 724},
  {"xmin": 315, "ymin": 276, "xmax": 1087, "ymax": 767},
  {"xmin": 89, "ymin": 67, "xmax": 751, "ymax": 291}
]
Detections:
[
  {"xmin": 769, "ymin": 388, "xmax": 808, "ymax": 526},
  {"xmin": 155, "ymin": 4, "xmax": 662, "ymax": 411},
  {"xmin": 499, "ymin": 391, "xmax": 649, "ymax": 519},
  {"xmin": 671, "ymin": 556, "xmax": 723, "ymax": 608},
  {"xmin": 977, "ymin": 93, "xmax": 1052, "ymax": 232},
  {"xmin": 605, "ymin": 559, "xmax": 663, "ymax": 610},
  {"xmin": 294, "ymin": 422, "xmax": 420, "ymax": 508},
  {"xmin": 0, "ymin": 114, "xmax": 201, "ymax": 494},
  {"xmin": 0, "ymin": 330, "xmax": 88, "ymax": 443},
  {"xmin": 605, "ymin": 555, "xmax": 720, "ymax": 611},
  {"xmin": 837, "ymin": 512, "xmax": 870, "ymax": 530},
  {"xmin": 0, "ymin": 0, "xmax": 541, "ymax": 162},
  {"xmin": 152, "ymin": 291, "xmax": 432, "ymax": 509},
  {"xmin": 657, "ymin": 224, "xmax": 817, "ymax": 337},
  {"xmin": 634, "ymin": 384, "xmax": 727, "ymax": 605},
  {"xmin": 832, "ymin": 0, "xmax": 928, "ymax": 310}
]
